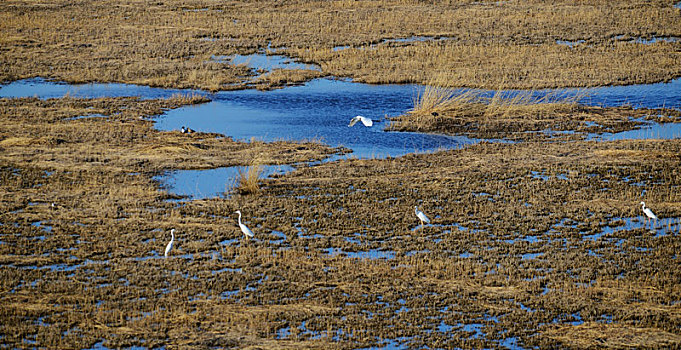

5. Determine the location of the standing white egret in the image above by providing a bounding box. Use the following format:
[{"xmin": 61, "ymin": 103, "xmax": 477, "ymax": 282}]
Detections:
[
  {"xmin": 348, "ymin": 115, "xmax": 373, "ymax": 127},
  {"xmin": 164, "ymin": 228, "xmax": 175, "ymax": 257},
  {"xmin": 415, "ymin": 206, "xmax": 430, "ymax": 227},
  {"xmin": 640, "ymin": 201, "xmax": 658, "ymax": 226},
  {"xmin": 235, "ymin": 210, "xmax": 254, "ymax": 239}
]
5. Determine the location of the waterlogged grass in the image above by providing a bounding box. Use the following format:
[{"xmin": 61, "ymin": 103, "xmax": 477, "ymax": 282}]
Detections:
[
  {"xmin": 1, "ymin": 0, "xmax": 681, "ymax": 347},
  {"xmin": 1, "ymin": 94, "xmax": 681, "ymax": 348},
  {"xmin": 0, "ymin": 97, "xmax": 341, "ymax": 172}
]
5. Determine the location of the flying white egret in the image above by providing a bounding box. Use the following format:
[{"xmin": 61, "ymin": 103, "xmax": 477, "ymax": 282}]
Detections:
[
  {"xmin": 164, "ymin": 228, "xmax": 175, "ymax": 257},
  {"xmin": 640, "ymin": 201, "xmax": 658, "ymax": 226},
  {"xmin": 348, "ymin": 115, "xmax": 373, "ymax": 127},
  {"xmin": 235, "ymin": 210, "xmax": 254, "ymax": 239},
  {"xmin": 415, "ymin": 206, "xmax": 430, "ymax": 227}
]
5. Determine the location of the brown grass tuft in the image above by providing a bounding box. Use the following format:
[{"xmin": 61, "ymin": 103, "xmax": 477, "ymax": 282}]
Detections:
[
  {"xmin": 236, "ymin": 163, "xmax": 263, "ymax": 195},
  {"xmin": 544, "ymin": 322, "xmax": 681, "ymax": 348}
]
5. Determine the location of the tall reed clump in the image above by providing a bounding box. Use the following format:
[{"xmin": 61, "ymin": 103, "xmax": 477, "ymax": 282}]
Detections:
[
  {"xmin": 405, "ymin": 75, "xmax": 480, "ymax": 130},
  {"xmin": 410, "ymin": 84, "xmax": 476, "ymax": 116},
  {"xmin": 482, "ymin": 87, "xmax": 587, "ymax": 119},
  {"xmin": 236, "ymin": 162, "xmax": 263, "ymax": 195}
]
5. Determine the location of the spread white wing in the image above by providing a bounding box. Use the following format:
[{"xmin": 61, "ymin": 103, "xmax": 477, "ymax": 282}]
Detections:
[{"xmin": 348, "ymin": 115, "xmax": 373, "ymax": 127}]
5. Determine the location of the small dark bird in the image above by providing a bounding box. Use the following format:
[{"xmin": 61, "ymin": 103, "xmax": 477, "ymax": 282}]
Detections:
[{"xmin": 431, "ymin": 112, "xmax": 439, "ymax": 117}]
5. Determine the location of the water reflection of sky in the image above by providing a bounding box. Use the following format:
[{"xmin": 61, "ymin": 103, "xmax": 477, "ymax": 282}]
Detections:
[
  {"xmin": 158, "ymin": 79, "xmax": 475, "ymax": 158},
  {"xmin": 1, "ymin": 76, "xmax": 679, "ymax": 199},
  {"xmin": 156, "ymin": 165, "xmax": 293, "ymax": 200},
  {"xmin": 211, "ymin": 53, "xmax": 321, "ymax": 71},
  {"xmin": 591, "ymin": 120, "xmax": 681, "ymax": 141}
]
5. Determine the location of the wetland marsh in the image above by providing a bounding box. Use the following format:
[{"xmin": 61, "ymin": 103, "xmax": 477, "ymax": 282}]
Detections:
[{"xmin": 1, "ymin": 0, "xmax": 681, "ymax": 349}]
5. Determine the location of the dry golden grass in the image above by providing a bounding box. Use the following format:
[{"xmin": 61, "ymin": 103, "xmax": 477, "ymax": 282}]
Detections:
[
  {"xmin": 237, "ymin": 163, "xmax": 264, "ymax": 195},
  {"xmin": 294, "ymin": 41, "xmax": 681, "ymax": 89},
  {"xmin": 390, "ymin": 85, "xmax": 679, "ymax": 140},
  {"xmin": 410, "ymin": 82, "xmax": 478, "ymax": 116},
  {"xmin": 254, "ymin": 69, "xmax": 327, "ymax": 90},
  {"xmin": 1, "ymin": 0, "xmax": 679, "ymax": 89},
  {"xmin": 544, "ymin": 322, "xmax": 681, "ymax": 349}
]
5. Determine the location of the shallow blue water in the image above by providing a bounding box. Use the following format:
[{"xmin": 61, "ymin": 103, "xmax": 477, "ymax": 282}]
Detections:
[
  {"xmin": 0, "ymin": 78, "xmax": 187, "ymax": 100},
  {"xmin": 212, "ymin": 53, "xmax": 321, "ymax": 71},
  {"xmin": 592, "ymin": 120, "xmax": 681, "ymax": 141},
  {"xmin": 3, "ymin": 77, "xmax": 678, "ymax": 159},
  {"xmin": 156, "ymin": 165, "xmax": 294, "ymax": 200},
  {"xmin": 159, "ymin": 79, "xmax": 476, "ymax": 158},
  {"xmin": 2, "ymin": 76, "xmax": 679, "ymax": 199}
]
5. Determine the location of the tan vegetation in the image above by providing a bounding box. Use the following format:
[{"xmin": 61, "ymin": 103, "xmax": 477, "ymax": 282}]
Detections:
[
  {"xmin": 237, "ymin": 163, "xmax": 264, "ymax": 195},
  {"xmin": 545, "ymin": 322, "xmax": 681, "ymax": 349},
  {"xmin": 254, "ymin": 69, "xmax": 327, "ymax": 90},
  {"xmin": 1, "ymin": 0, "xmax": 680, "ymax": 90},
  {"xmin": 390, "ymin": 86, "xmax": 681, "ymax": 139},
  {"xmin": 0, "ymin": 97, "xmax": 342, "ymax": 173}
]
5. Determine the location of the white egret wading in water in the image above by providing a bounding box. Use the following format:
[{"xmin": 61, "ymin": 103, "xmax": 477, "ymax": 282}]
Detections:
[
  {"xmin": 640, "ymin": 201, "xmax": 658, "ymax": 226},
  {"xmin": 415, "ymin": 206, "xmax": 430, "ymax": 227},
  {"xmin": 164, "ymin": 229, "xmax": 175, "ymax": 257},
  {"xmin": 235, "ymin": 210, "xmax": 254, "ymax": 239},
  {"xmin": 348, "ymin": 115, "xmax": 373, "ymax": 127}
]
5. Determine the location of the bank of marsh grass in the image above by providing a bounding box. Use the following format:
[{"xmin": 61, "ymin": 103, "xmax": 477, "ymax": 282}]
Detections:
[
  {"xmin": 1, "ymin": 0, "xmax": 680, "ymax": 90},
  {"xmin": 391, "ymin": 85, "xmax": 680, "ymax": 140}
]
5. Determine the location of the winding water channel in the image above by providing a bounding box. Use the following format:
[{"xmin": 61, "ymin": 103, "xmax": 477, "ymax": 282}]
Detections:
[{"xmin": 1, "ymin": 76, "xmax": 680, "ymax": 199}]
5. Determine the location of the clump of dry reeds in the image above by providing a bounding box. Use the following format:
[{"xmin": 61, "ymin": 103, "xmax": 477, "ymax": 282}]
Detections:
[
  {"xmin": 168, "ymin": 93, "xmax": 211, "ymax": 105},
  {"xmin": 236, "ymin": 162, "xmax": 263, "ymax": 195},
  {"xmin": 410, "ymin": 84, "xmax": 477, "ymax": 117},
  {"xmin": 482, "ymin": 87, "xmax": 586, "ymax": 119}
]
